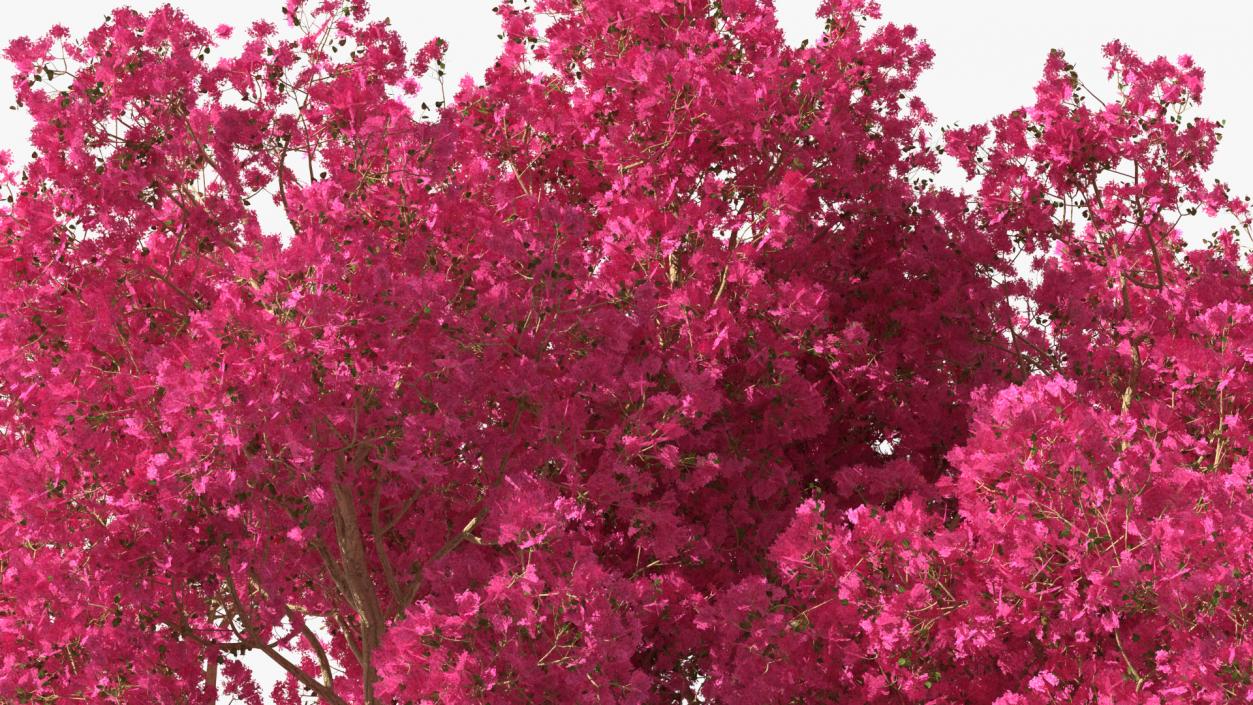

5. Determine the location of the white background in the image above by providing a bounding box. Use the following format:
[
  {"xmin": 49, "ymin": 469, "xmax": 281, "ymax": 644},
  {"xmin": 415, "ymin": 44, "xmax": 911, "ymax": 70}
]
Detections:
[
  {"xmin": 2, "ymin": 1, "xmax": 1248, "ymax": 701},
  {"xmin": 2, "ymin": 1, "xmax": 1249, "ymax": 193}
]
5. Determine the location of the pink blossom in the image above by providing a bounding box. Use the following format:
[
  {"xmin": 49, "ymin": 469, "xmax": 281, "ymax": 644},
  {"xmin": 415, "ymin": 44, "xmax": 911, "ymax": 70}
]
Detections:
[{"xmin": 0, "ymin": 2, "xmax": 1247, "ymax": 704}]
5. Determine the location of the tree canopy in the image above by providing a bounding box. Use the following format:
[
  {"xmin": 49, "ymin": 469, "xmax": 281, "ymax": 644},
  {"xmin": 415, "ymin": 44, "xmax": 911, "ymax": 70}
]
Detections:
[{"xmin": 0, "ymin": 1, "xmax": 1250, "ymax": 703}]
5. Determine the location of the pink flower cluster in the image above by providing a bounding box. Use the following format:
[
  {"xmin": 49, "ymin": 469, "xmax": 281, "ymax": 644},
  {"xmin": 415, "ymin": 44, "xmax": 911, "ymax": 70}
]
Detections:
[{"xmin": 0, "ymin": 1, "xmax": 1248, "ymax": 703}]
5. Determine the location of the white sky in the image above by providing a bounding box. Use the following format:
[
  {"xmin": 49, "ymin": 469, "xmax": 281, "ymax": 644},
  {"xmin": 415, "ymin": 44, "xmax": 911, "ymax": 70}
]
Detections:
[
  {"xmin": 1, "ymin": 1, "xmax": 1248, "ymax": 701},
  {"xmin": 2, "ymin": 1, "xmax": 1250, "ymax": 194}
]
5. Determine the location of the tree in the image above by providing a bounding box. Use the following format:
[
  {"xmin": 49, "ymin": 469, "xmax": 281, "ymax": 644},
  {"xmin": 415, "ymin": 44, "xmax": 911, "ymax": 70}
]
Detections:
[
  {"xmin": 738, "ymin": 42, "xmax": 1253, "ymax": 704},
  {"xmin": 0, "ymin": 1, "xmax": 1246, "ymax": 704}
]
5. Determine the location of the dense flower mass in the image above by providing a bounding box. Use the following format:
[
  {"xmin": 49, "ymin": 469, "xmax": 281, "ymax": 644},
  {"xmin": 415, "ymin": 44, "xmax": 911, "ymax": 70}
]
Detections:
[{"xmin": 0, "ymin": 1, "xmax": 1248, "ymax": 703}]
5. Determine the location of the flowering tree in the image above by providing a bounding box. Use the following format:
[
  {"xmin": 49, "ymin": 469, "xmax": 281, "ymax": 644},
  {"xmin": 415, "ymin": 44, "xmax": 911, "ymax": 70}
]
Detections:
[
  {"xmin": 0, "ymin": 1, "xmax": 1247, "ymax": 704},
  {"xmin": 742, "ymin": 42, "xmax": 1253, "ymax": 704}
]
